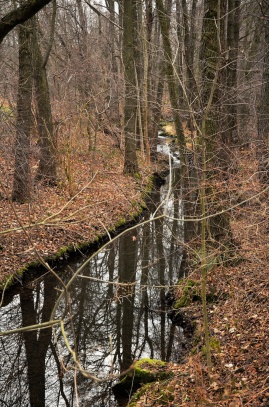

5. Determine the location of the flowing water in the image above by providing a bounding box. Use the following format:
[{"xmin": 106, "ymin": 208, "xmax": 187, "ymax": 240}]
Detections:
[{"xmin": 0, "ymin": 140, "xmax": 188, "ymax": 407}]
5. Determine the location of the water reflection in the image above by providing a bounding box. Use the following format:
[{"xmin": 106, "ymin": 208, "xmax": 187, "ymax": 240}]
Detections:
[{"xmin": 0, "ymin": 162, "xmax": 185, "ymax": 406}]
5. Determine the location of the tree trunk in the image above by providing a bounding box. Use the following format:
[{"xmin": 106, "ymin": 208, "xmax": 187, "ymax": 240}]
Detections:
[
  {"xmin": 156, "ymin": 0, "xmax": 185, "ymax": 158},
  {"xmin": 199, "ymin": 0, "xmax": 222, "ymax": 369},
  {"xmin": 258, "ymin": 6, "xmax": 269, "ymax": 184},
  {"xmin": 123, "ymin": 0, "xmax": 139, "ymax": 175},
  {"xmin": 118, "ymin": 230, "xmax": 138, "ymax": 371},
  {"xmin": 20, "ymin": 277, "xmax": 57, "ymax": 407},
  {"xmin": 181, "ymin": 0, "xmax": 198, "ymax": 133},
  {"xmin": 32, "ymin": 14, "xmax": 57, "ymax": 184},
  {"xmin": 12, "ymin": 19, "xmax": 33, "ymax": 203},
  {"xmin": 225, "ymin": 0, "xmax": 240, "ymax": 145},
  {"xmin": 148, "ymin": 4, "xmax": 164, "ymax": 161},
  {"xmin": 200, "ymin": 0, "xmax": 220, "ymax": 155}
]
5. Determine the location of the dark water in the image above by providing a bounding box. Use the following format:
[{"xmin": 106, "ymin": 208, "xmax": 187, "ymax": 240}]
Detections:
[{"xmin": 0, "ymin": 148, "xmax": 186, "ymax": 407}]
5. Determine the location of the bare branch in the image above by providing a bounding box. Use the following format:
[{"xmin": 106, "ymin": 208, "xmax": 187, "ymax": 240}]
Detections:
[
  {"xmin": 0, "ymin": 0, "xmax": 52, "ymax": 43},
  {"xmin": 84, "ymin": 0, "xmax": 122, "ymax": 30}
]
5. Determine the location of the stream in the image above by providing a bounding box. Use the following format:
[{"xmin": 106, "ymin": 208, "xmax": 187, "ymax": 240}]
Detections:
[{"xmin": 0, "ymin": 138, "xmax": 188, "ymax": 407}]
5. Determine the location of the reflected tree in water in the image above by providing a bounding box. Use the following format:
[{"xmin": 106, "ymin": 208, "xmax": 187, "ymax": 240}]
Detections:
[
  {"xmin": 0, "ymin": 166, "xmax": 187, "ymax": 406},
  {"xmin": 20, "ymin": 276, "xmax": 58, "ymax": 407}
]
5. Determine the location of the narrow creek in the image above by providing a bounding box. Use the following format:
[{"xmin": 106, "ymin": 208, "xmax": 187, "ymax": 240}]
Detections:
[{"xmin": 0, "ymin": 138, "xmax": 189, "ymax": 407}]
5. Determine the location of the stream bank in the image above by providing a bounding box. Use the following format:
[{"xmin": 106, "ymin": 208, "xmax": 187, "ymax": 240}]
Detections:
[
  {"xmin": 118, "ymin": 146, "xmax": 269, "ymax": 407},
  {"xmin": 0, "ymin": 128, "xmax": 169, "ymax": 291},
  {"xmin": 2, "ymin": 138, "xmax": 267, "ymax": 405},
  {"xmin": 0, "ymin": 144, "xmax": 192, "ymax": 406},
  {"xmin": 0, "ymin": 172, "xmax": 157, "ymax": 292}
]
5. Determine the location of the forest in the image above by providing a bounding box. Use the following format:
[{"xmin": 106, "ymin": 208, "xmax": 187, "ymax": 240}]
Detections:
[{"xmin": 0, "ymin": 0, "xmax": 269, "ymax": 406}]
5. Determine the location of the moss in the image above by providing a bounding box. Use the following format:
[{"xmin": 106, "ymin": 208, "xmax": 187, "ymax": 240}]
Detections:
[
  {"xmin": 146, "ymin": 177, "xmax": 154, "ymax": 192},
  {"xmin": 191, "ymin": 340, "xmax": 200, "ymax": 355},
  {"xmin": 174, "ymin": 279, "xmax": 219, "ymax": 309},
  {"xmin": 50, "ymin": 245, "xmax": 70, "ymax": 261},
  {"xmin": 142, "ymin": 176, "xmax": 154, "ymax": 197},
  {"xmin": 113, "ymin": 358, "xmax": 173, "ymax": 400},
  {"xmin": 128, "ymin": 378, "xmax": 175, "ymax": 406},
  {"xmin": 0, "ymin": 104, "xmax": 13, "ymax": 117},
  {"xmin": 115, "ymin": 217, "xmax": 126, "ymax": 228},
  {"xmin": 174, "ymin": 279, "xmax": 201, "ymax": 308},
  {"xmin": 133, "ymin": 358, "xmax": 167, "ymax": 380},
  {"xmin": 0, "ymin": 246, "xmax": 72, "ymax": 292},
  {"xmin": 209, "ymin": 336, "xmax": 221, "ymax": 353},
  {"xmin": 141, "ymin": 173, "xmax": 165, "ymax": 204},
  {"xmin": 0, "ymin": 274, "xmax": 14, "ymax": 291},
  {"xmin": 132, "ymin": 200, "xmax": 146, "ymax": 212},
  {"xmin": 128, "ymin": 382, "xmax": 154, "ymax": 406}
]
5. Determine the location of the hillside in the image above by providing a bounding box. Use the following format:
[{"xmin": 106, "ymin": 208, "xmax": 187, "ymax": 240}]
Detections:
[{"xmin": 128, "ymin": 145, "xmax": 269, "ymax": 406}]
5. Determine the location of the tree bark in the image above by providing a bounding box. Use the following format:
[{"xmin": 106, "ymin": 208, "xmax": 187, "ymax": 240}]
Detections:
[
  {"xmin": 32, "ymin": 14, "xmax": 57, "ymax": 184},
  {"xmin": 147, "ymin": 2, "xmax": 164, "ymax": 161},
  {"xmin": 0, "ymin": 0, "xmax": 52, "ymax": 43},
  {"xmin": 12, "ymin": 19, "xmax": 33, "ymax": 203},
  {"xmin": 258, "ymin": 4, "xmax": 269, "ymax": 184},
  {"xmin": 224, "ymin": 0, "xmax": 241, "ymax": 145},
  {"xmin": 123, "ymin": 0, "xmax": 139, "ymax": 175},
  {"xmin": 200, "ymin": 0, "xmax": 220, "ymax": 152},
  {"xmin": 156, "ymin": 0, "xmax": 185, "ymax": 158}
]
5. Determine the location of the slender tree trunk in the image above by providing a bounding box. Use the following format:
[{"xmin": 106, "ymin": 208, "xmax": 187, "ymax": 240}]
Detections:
[
  {"xmin": 181, "ymin": 0, "xmax": 198, "ymax": 130},
  {"xmin": 123, "ymin": 0, "xmax": 139, "ymax": 175},
  {"xmin": 12, "ymin": 19, "xmax": 33, "ymax": 202},
  {"xmin": 224, "ymin": 0, "xmax": 241, "ymax": 147},
  {"xmin": 200, "ymin": 0, "xmax": 220, "ymax": 157},
  {"xmin": 148, "ymin": 8, "xmax": 164, "ymax": 161},
  {"xmin": 20, "ymin": 277, "xmax": 57, "ymax": 407},
  {"xmin": 106, "ymin": 0, "xmax": 121, "ymax": 124},
  {"xmin": 32, "ymin": 13, "xmax": 57, "ymax": 184},
  {"xmin": 118, "ymin": 230, "xmax": 138, "ymax": 371},
  {"xmin": 156, "ymin": 0, "xmax": 185, "ymax": 157},
  {"xmin": 198, "ymin": 0, "xmax": 223, "ymax": 369},
  {"xmin": 139, "ymin": 0, "xmax": 151, "ymax": 163},
  {"xmin": 238, "ymin": 10, "xmax": 264, "ymax": 142},
  {"xmin": 258, "ymin": 5, "xmax": 269, "ymax": 184}
]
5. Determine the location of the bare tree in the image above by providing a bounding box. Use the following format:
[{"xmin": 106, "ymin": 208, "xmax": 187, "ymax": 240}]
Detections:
[
  {"xmin": 258, "ymin": 1, "xmax": 269, "ymax": 184},
  {"xmin": 156, "ymin": 0, "xmax": 185, "ymax": 158},
  {"xmin": 32, "ymin": 5, "xmax": 57, "ymax": 184},
  {"xmin": 0, "ymin": 0, "xmax": 52, "ymax": 43},
  {"xmin": 122, "ymin": 0, "xmax": 139, "ymax": 175},
  {"xmin": 12, "ymin": 18, "xmax": 33, "ymax": 202}
]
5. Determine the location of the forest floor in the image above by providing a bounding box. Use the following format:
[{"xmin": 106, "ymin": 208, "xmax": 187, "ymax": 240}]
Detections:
[
  {"xmin": 0, "ymin": 130, "xmax": 164, "ymax": 289},
  {"xmin": 130, "ymin": 145, "xmax": 269, "ymax": 407},
  {"xmin": 1, "ymin": 127, "xmax": 269, "ymax": 406}
]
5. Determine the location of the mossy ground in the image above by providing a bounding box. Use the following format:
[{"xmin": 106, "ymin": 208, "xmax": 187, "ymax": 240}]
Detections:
[{"xmin": 113, "ymin": 358, "xmax": 173, "ymax": 403}]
